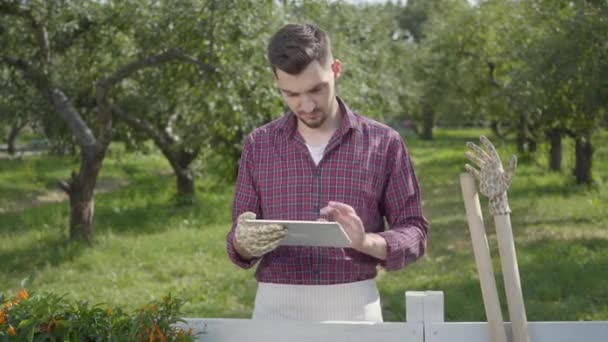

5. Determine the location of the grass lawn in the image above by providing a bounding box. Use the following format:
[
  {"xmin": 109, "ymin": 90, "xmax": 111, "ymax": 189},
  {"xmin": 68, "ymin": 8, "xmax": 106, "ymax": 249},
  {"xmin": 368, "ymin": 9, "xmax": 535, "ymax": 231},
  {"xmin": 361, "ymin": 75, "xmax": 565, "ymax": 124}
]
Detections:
[{"xmin": 1, "ymin": 129, "xmax": 607, "ymax": 322}]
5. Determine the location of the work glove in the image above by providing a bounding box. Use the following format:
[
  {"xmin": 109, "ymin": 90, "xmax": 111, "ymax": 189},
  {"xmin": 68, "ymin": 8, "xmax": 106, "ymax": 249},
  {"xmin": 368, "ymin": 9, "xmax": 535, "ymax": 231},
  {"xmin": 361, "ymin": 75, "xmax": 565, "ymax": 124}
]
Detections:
[
  {"xmin": 235, "ymin": 212, "xmax": 288, "ymax": 257},
  {"xmin": 465, "ymin": 136, "xmax": 517, "ymax": 216}
]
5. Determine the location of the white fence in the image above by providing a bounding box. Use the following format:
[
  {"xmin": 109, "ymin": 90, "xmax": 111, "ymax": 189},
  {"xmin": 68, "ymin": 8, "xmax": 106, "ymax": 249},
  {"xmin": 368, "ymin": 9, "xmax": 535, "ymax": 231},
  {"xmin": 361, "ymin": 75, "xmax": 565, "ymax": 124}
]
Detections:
[{"xmin": 183, "ymin": 291, "xmax": 608, "ymax": 342}]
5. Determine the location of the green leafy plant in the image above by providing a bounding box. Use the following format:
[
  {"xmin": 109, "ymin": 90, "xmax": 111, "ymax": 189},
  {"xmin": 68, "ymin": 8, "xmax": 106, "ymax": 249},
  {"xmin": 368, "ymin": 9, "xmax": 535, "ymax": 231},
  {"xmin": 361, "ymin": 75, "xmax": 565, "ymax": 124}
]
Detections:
[{"xmin": 0, "ymin": 289, "xmax": 196, "ymax": 341}]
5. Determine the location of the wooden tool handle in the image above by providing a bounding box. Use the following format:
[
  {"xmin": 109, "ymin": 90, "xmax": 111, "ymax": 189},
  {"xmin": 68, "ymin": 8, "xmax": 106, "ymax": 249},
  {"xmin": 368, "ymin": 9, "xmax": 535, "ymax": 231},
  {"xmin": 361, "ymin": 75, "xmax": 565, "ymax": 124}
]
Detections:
[
  {"xmin": 494, "ymin": 214, "xmax": 530, "ymax": 342},
  {"xmin": 460, "ymin": 173, "xmax": 508, "ymax": 342}
]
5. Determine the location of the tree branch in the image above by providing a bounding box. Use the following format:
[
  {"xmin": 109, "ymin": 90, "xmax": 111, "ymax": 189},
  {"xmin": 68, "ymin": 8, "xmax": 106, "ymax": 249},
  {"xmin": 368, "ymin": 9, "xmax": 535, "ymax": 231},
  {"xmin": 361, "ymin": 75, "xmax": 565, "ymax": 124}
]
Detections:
[
  {"xmin": 97, "ymin": 48, "xmax": 213, "ymax": 101},
  {"xmin": 50, "ymin": 88, "xmax": 97, "ymax": 148},
  {"xmin": 111, "ymin": 105, "xmax": 172, "ymax": 149},
  {"xmin": 487, "ymin": 61, "xmax": 502, "ymax": 89},
  {"xmin": 32, "ymin": 18, "xmax": 51, "ymax": 66},
  {"xmin": 96, "ymin": 48, "xmax": 214, "ymax": 146},
  {"xmin": 206, "ymin": 0, "xmax": 217, "ymax": 65},
  {"xmin": 0, "ymin": 55, "xmax": 48, "ymax": 90},
  {"xmin": 1, "ymin": 55, "xmax": 96, "ymax": 148}
]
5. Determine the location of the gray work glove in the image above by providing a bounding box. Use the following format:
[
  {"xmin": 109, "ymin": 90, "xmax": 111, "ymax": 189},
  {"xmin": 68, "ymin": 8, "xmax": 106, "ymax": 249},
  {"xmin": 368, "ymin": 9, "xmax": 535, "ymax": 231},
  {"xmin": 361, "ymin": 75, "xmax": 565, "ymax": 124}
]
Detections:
[
  {"xmin": 235, "ymin": 212, "xmax": 288, "ymax": 257},
  {"xmin": 465, "ymin": 136, "xmax": 517, "ymax": 216}
]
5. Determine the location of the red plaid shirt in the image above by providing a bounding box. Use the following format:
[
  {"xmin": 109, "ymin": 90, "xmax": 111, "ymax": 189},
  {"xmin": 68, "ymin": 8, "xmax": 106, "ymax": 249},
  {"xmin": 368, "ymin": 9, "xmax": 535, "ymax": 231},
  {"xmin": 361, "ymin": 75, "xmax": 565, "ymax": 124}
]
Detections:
[{"xmin": 227, "ymin": 98, "xmax": 428, "ymax": 285}]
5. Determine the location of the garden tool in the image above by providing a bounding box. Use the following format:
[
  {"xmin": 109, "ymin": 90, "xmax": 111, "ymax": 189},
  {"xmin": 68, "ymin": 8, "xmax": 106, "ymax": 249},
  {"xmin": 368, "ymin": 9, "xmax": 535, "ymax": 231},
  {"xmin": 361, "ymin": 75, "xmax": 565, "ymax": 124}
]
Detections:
[{"xmin": 465, "ymin": 136, "xmax": 530, "ymax": 342}]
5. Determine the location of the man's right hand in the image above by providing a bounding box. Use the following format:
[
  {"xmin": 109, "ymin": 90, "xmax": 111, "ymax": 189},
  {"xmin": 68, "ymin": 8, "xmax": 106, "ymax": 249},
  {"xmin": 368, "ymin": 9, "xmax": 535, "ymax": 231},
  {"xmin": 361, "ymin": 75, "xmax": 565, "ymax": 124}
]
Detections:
[{"xmin": 234, "ymin": 212, "xmax": 287, "ymax": 258}]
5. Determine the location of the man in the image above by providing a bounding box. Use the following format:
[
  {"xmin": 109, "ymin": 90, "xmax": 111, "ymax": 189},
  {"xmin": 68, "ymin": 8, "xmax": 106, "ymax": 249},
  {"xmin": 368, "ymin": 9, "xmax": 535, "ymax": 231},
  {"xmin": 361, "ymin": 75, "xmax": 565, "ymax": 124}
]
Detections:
[{"xmin": 226, "ymin": 23, "xmax": 428, "ymax": 322}]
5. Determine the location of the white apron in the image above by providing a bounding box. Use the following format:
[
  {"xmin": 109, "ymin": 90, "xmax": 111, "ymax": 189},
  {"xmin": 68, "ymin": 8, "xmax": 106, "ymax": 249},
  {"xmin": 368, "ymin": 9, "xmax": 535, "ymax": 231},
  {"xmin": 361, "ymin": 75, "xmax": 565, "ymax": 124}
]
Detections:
[{"xmin": 252, "ymin": 279, "xmax": 383, "ymax": 322}]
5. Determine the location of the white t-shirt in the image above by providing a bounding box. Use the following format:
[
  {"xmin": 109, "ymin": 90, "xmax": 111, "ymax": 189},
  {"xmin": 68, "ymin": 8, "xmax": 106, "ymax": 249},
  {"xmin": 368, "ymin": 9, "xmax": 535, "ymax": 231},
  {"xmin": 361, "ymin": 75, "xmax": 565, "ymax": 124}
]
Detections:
[{"xmin": 306, "ymin": 143, "xmax": 327, "ymax": 165}]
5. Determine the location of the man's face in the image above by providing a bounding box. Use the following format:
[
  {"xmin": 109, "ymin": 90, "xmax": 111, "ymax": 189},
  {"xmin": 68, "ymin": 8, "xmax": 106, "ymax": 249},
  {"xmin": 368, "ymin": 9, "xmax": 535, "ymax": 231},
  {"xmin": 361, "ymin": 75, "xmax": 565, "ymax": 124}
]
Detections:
[{"xmin": 274, "ymin": 60, "xmax": 341, "ymax": 129}]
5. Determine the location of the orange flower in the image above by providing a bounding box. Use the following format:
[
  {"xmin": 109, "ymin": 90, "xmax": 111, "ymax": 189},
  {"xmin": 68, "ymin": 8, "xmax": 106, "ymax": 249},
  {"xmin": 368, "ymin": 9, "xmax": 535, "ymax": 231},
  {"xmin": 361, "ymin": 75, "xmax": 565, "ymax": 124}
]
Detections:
[
  {"xmin": 0, "ymin": 310, "xmax": 6, "ymax": 324},
  {"xmin": 17, "ymin": 289, "xmax": 28, "ymax": 301},
  {"xmin": 7, "ymin": 325, "xmax": 16, "ymax": 336},
  {"xmin": 149, "ymin": 304, "xmax": 156, "ymax": 312},
  {"xmin": 4, "ymin": 302, "xmax": 12, "ymax": 310}
]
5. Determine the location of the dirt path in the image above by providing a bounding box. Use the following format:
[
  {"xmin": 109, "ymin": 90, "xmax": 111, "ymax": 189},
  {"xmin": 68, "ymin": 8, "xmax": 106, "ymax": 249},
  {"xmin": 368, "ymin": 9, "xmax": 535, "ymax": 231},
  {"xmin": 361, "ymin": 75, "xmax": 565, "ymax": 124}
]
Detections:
[{"xmin": 0, "ymin": 178, "xmax": 130, "ymax": 214}]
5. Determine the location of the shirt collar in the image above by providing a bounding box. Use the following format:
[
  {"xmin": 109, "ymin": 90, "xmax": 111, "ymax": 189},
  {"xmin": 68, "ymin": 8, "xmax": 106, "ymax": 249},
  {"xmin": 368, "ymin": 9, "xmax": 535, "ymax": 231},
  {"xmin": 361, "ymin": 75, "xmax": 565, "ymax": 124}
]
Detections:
[{"xmin": 276, "ymin": 96, "xmax": 362, "ymax": 137}]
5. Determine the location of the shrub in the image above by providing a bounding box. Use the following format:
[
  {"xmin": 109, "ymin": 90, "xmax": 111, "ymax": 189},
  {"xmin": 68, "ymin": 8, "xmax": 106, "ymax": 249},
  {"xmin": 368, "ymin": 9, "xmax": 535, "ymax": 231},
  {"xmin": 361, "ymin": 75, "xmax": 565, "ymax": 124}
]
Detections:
[{"xmin": 0, "ymin": 288, "xmax": 195, "ymax": 341}]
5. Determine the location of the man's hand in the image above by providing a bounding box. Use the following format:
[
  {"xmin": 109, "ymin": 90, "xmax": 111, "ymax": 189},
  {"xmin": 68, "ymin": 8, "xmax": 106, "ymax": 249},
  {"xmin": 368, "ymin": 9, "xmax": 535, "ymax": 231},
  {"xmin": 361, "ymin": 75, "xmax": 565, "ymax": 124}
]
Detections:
[
  {"xmin": 320, "ymin": 201, "xmax": 387, "ymax": 260},
  {"xmin": 234, "ymin": 212, "xmax": 287, "ymax": 258},
  {"xmin": 465, "ymin": 136, "xmax": 517, "ymax": 215}
]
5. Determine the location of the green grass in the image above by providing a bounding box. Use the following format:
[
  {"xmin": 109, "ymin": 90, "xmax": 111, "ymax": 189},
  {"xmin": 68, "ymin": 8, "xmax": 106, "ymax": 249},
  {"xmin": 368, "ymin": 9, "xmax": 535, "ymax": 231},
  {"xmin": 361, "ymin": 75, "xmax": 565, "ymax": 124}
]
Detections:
[{"xmin": 1, "ymin": 130, "xmax": 607, "ymax": 322}]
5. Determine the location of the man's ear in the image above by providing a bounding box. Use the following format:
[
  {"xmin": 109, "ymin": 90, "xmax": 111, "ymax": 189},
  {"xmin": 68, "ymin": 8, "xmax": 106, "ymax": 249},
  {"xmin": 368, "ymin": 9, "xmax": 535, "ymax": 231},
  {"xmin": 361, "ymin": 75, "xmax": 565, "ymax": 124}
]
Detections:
[{"xmin": 331, "ymin": 59, "xmax": 342, "ymax": 79}]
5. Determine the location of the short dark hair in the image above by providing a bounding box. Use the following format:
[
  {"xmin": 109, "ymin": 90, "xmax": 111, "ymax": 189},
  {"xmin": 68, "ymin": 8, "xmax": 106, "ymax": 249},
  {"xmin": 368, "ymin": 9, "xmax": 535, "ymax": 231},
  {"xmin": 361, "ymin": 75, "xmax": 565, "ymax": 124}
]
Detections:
[{"xmin": 267, "ymin": 23, "xmax": 332, "ymax": 75}]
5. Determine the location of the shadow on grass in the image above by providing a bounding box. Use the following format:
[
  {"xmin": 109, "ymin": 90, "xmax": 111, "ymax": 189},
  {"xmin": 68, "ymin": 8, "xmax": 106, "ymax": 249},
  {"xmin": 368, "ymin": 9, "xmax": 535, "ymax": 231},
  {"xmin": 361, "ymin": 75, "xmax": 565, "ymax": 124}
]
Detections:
[
  {"xmin": 93, "ymin": 175, "xmax": 233, "ymax": 235},
  {"xmin": 509, "ymin": 180, "xmax": 594, "ymax": 199},
  {"xmin": 0, "ymin": 234, "xmax": 85, "ymax": 287}
]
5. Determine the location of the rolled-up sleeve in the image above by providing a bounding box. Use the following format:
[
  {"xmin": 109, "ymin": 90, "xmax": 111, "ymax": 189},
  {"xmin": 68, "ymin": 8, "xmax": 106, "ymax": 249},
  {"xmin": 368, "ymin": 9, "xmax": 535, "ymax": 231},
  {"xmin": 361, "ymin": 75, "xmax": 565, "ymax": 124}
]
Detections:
[
  {"xmin": 377, "ymin": 133, "xmax": 429, "ymax": 271},
  {"xmin": 226, "ymin": 134, "xmax": 261, "ymax": 269}
]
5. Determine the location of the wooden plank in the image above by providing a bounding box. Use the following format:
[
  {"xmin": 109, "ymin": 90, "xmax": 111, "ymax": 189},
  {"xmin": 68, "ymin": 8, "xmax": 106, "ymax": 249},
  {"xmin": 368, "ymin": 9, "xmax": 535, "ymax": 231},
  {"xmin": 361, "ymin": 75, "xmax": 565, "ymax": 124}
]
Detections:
[
  {"xmin": 426, "ymin": 321, "xmax": 608, "ymax": 342},
  {"xmin": 182, "ymin": 318, "xmax": 424, "ymax": 342},
  {"xmin": 423, "ymin": 291, "xmax": 444, "ymax": 323},
  {"xmin": 406, "ymin": 291, "xmax": 426, "ymax": 322}
]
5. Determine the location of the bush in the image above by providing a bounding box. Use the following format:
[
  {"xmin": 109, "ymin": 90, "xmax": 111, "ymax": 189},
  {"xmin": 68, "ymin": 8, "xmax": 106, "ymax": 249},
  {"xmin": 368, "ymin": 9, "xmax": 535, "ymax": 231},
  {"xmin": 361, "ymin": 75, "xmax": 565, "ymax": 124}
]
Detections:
[{"xmin": 0, "ymin": 288, "xmax": 195, "ymax": 341}]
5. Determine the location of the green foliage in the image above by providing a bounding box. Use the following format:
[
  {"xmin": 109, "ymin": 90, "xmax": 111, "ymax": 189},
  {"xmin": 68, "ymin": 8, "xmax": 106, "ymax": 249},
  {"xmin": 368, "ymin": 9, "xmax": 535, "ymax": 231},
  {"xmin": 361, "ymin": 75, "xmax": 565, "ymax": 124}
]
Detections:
[
  {"xmin": 0, "ymin": 289, "xmax": 194, "ymax": 341},
  {"xmin": 286, "ymin": 0, "xmax": 408, "ymax": 122}
]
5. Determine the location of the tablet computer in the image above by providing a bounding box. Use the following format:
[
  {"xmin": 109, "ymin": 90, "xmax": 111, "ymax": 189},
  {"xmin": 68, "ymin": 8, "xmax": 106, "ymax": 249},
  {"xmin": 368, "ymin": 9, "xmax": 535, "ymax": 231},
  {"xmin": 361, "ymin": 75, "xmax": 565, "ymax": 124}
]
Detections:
[{"xmin": 243, "ymin": 219, "xmax": 352, "ymax": 248}]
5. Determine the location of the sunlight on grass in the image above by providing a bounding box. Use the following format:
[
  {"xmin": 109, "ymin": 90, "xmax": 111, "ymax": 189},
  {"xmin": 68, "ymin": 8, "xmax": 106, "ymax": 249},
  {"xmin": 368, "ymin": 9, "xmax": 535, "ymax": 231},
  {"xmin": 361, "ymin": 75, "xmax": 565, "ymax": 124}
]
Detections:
[{"xmin": 1, "ymin": 129, "xmax": 607, "ymax": 322}]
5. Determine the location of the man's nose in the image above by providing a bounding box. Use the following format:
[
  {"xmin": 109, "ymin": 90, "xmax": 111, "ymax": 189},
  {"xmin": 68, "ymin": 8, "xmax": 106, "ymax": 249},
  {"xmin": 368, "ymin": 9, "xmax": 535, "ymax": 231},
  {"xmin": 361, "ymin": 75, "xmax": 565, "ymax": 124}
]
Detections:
[{"xmin": 299, "ymin": 95, "xmax": 315, "ymax": 113}]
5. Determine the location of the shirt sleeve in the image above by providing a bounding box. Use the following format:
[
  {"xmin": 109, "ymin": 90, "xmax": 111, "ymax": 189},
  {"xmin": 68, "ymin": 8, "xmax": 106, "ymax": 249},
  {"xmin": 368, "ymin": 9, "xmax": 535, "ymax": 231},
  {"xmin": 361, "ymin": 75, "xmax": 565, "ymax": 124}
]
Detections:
[
  {"xmin": 377, "ymin": 132, "xmax": 429, "ymax": 271},
  {"xmin": 226, "ymin": 134, "xmax": 261, "ymax": 269}
]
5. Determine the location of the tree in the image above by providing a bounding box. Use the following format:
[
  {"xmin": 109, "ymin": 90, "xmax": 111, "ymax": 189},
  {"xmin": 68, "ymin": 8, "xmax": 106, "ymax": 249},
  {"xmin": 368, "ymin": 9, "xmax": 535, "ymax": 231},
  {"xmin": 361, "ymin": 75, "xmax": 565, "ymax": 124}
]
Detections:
[
  {"xmin": 0, "ymin": 0, "xmax": 212, "ymax": 241},
  {"xmin": 501, "ymin": 0, "xmax": 608, "ymax": 182},
  {"xmin": 112, "ymin": 0, "xmax": 285, "ymax": 199},
  {"xmin": 0, "ymin": 67, "xmax": 44, "ymax": 154},
  {"xmin": 283, "ymin": 0, "xmax": 410, "ymax": 125},
  {"xmin": 397, "ymin": 0, "xmax": 475, "ymax": 139}
]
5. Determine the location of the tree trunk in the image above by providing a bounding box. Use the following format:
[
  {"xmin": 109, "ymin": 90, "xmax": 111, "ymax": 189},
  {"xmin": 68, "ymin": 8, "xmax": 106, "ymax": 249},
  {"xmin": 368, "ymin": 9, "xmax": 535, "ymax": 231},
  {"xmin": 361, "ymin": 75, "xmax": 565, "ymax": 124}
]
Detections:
[
  {"xmin": 64, "ymin": 146, "xmax": 105, "ymax": 243},
  {"xmin": 176, "ymin": 168, "xmax": 195, "ymax": 204},
  {"xmin": 516, "ymin": 114, "xmax": 526, "ymax": 154},
  {"xmin": 490, "ymin": 120, "xmax": 506, "ymax": 139},
  {"xmin": 158, "ymin": 146, "xmax": 197, "ymax": 206},
  {"xmin": 6, "ymin": 121, "xmax": 26, "ymax": 155},
  {"xmin": 421, "ymin": 106, "xmax": 434, "ymax": 140},
  {"xmin": 68, "ymin": 182, "xmax": 95, "ymax": 243},
  {"xmin": 548, "ymin": 130, "xmax": 562, "ymax": 172},
  {"xmin": 574, "ymin": 136, "xmax": 593, "ymax": 184},
  {"xmin": 527, "ymin": 137, "xmax": 537, "ymax": 153}
]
